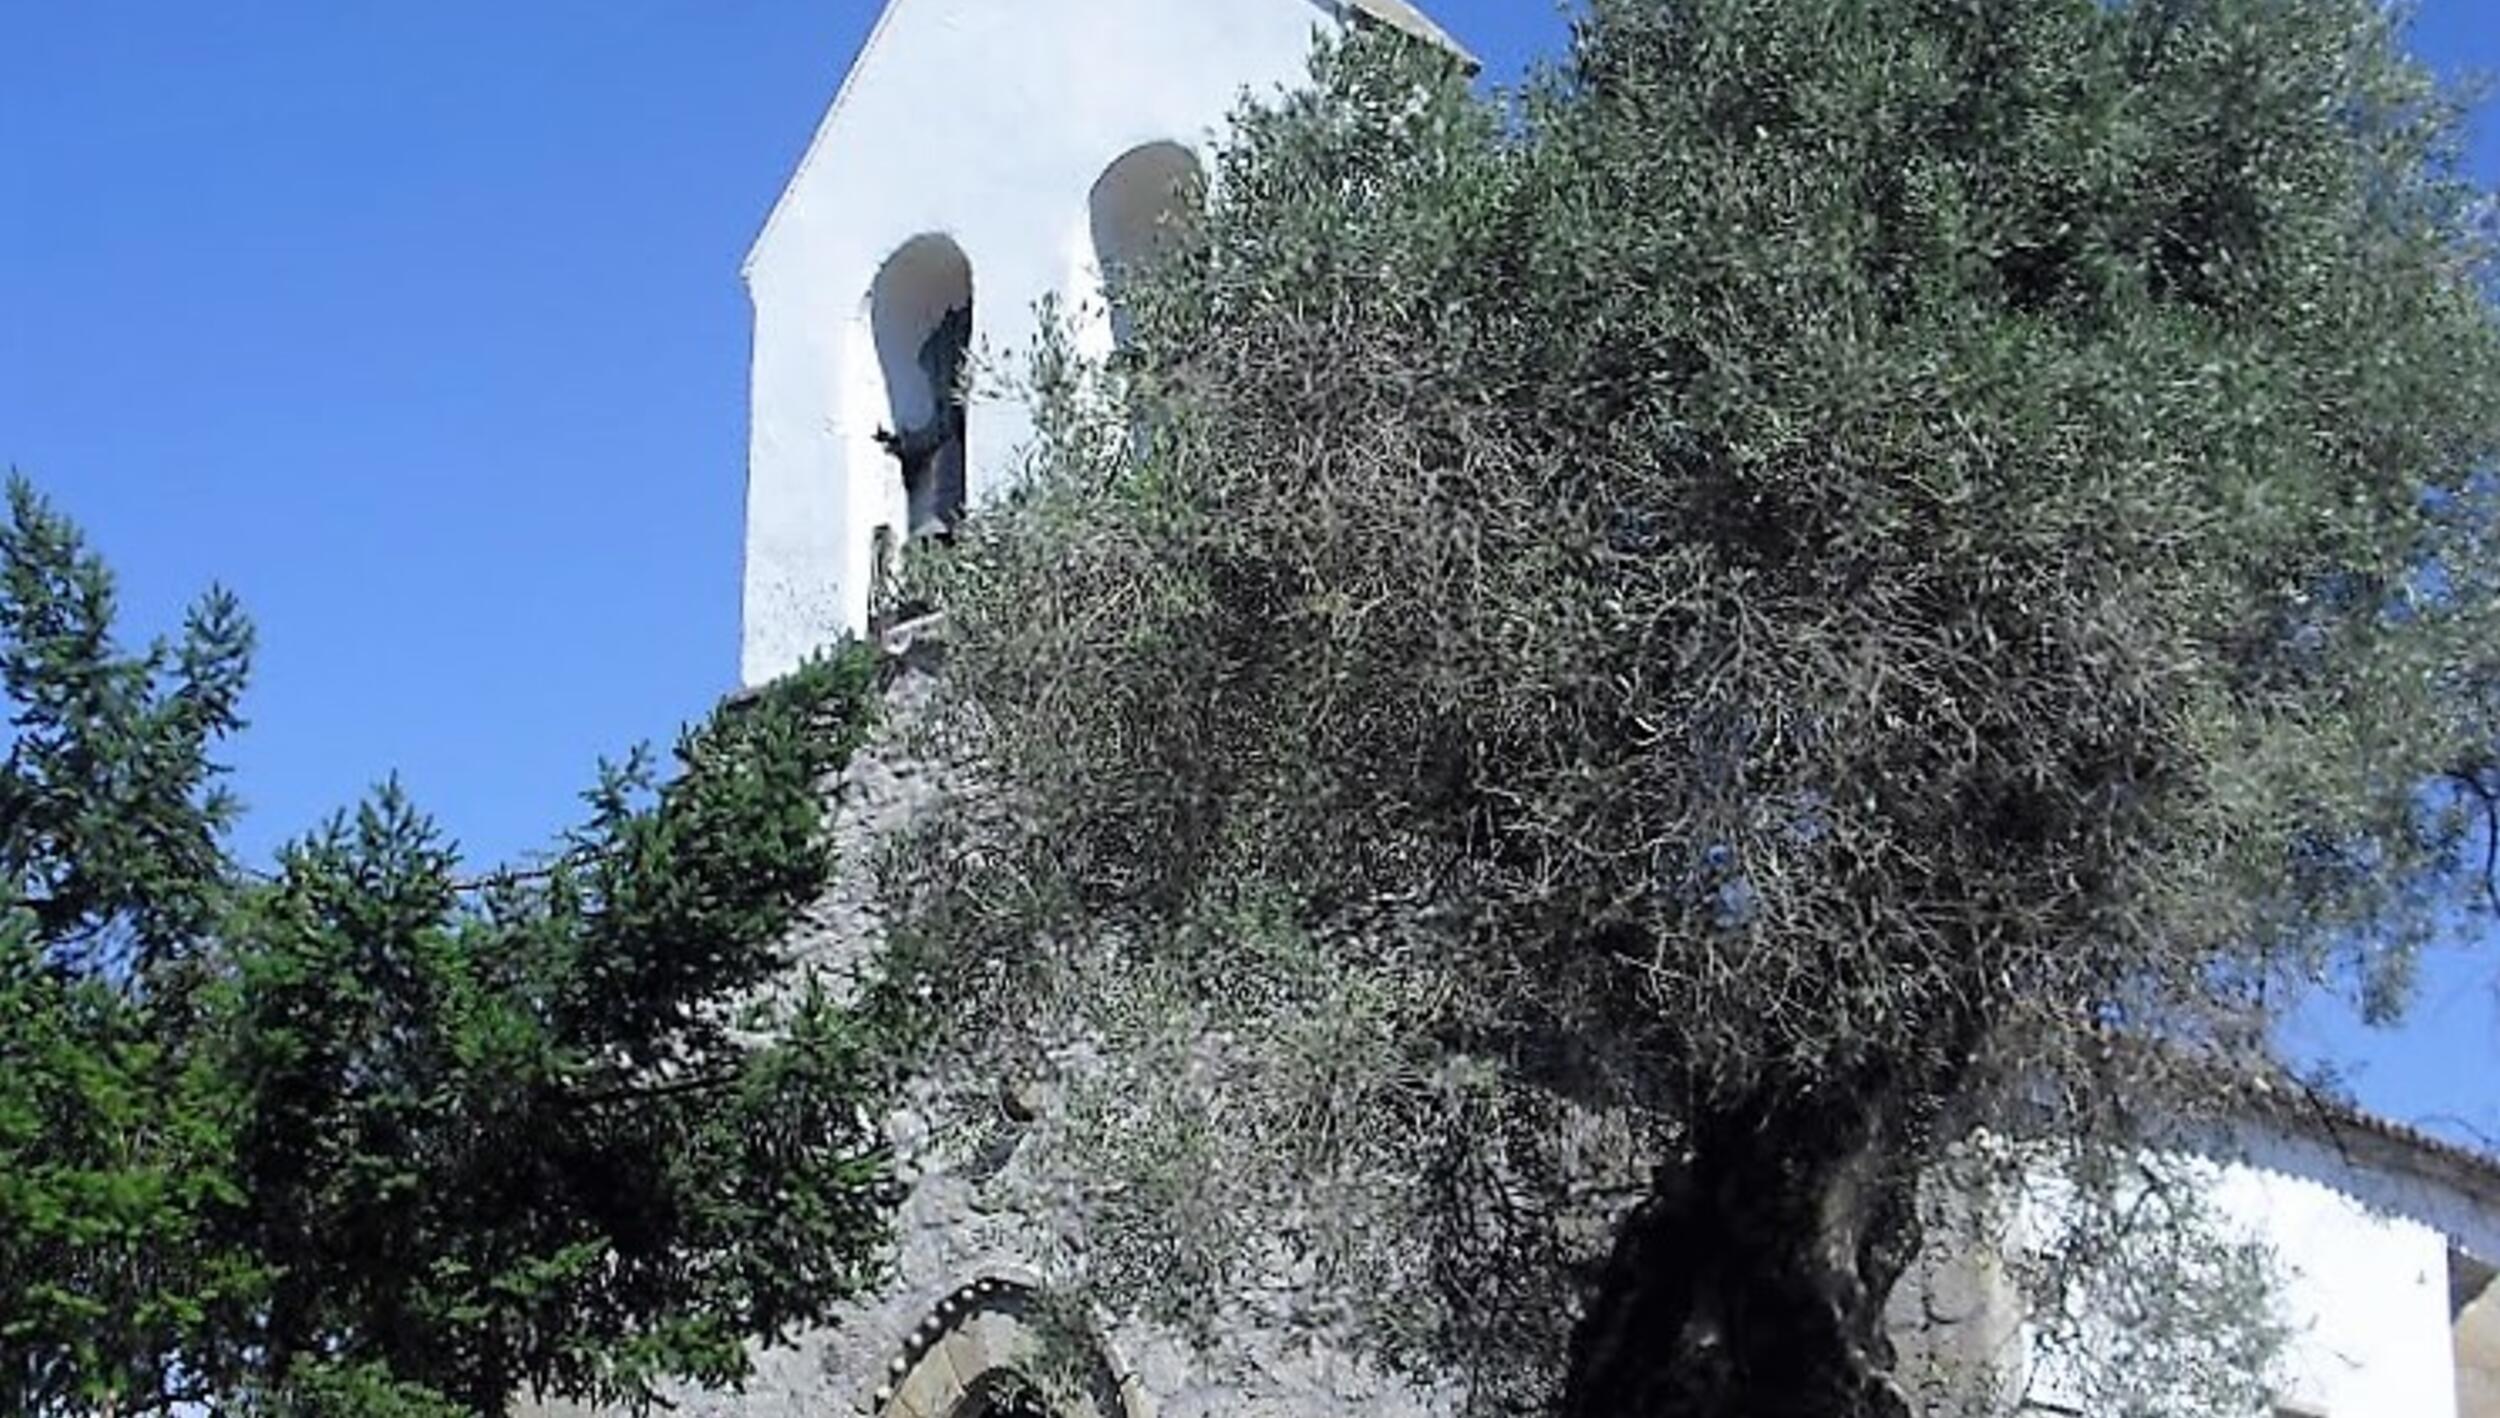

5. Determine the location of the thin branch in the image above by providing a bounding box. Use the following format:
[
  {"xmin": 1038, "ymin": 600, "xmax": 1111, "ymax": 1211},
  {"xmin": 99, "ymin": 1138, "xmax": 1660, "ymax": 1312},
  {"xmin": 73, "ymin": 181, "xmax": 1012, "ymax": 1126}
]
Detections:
[
  {"xmin": 561, "ymin": 1071, "xmax": 739, "ymax": 1110},
  {"xmin": 2451, "ymin": 767, "xmax": 2500, "ymax": 916},
  {"xmin": 448, "ymin": 848, "xmax": 601, "ymax": 894},
  {"xmin": 236, "ymin": 847, "xmax": 607, "ymax": 895}
]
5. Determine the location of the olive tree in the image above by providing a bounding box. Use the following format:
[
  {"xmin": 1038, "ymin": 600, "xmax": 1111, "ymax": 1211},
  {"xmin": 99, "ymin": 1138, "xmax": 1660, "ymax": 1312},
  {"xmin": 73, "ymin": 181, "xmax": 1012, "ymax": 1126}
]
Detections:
[{"xmin": 901, "ymin": 2, "xmax": 2500, "ymax": 1414}]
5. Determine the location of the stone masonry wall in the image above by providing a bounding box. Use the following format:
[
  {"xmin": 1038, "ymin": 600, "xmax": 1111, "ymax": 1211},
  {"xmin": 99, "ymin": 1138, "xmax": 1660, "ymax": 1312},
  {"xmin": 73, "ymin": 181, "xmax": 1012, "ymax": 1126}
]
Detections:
[{"xmin": 522, "ymin": 638, "xmax": 1457, "ymax": 1418}]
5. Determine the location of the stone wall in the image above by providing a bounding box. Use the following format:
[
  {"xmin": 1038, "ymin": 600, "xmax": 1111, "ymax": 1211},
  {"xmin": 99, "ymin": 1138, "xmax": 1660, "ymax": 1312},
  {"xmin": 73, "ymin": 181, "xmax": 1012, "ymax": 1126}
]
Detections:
[
  {"xmin": 523, "ymin": 641, "xmax": 1457, "ymax": 1418},
  {"xmin": 2460, "ymin": 1266, "xmax": 2500, "ymax": 1418}
]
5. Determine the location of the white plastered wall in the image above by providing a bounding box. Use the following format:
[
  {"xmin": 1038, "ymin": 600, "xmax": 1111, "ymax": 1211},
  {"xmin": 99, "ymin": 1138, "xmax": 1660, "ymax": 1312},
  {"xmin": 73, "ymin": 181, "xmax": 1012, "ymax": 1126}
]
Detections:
[
  {"xmin": 740, "ymin": 0, "xmax": 1352, "ymax": 685},
  {"xmin": 2212, "ymin": 1153, "xmax": 2461, "ymax": 1418},
  {"xmin": 1992, "ymin": 1124, "xmax": 2500, "ymax": 1418}
]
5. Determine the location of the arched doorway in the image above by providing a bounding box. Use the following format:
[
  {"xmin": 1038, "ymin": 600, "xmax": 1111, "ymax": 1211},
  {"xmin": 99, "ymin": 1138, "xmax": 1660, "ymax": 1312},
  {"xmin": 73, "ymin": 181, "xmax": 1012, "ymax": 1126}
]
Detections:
[
  {"xmin": 869, "ymin": 234, "xmax": 974, "ymax": 540},
  {"xmin": 1086, "ymin": 142, "xmax": 1202, "ymax": 351},
  {"xmin": 869, "ymin": 1276, "xmax": 1137, "ymax": 1418}
]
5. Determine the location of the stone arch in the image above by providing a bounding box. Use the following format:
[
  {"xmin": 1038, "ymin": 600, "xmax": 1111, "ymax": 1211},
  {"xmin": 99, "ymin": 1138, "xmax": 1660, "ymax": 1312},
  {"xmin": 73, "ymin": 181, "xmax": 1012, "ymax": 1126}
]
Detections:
[
  {"xmin": 1086, "ymin": 142, "xmax": 1203, "ymax": 351},
  {"xmin": 869, "ymin": 233, "xmax": 974, "ymax": 541},
  {"xmin": 870, "ymin": 1275, "xmax": 1140, "ymax": 1418}
]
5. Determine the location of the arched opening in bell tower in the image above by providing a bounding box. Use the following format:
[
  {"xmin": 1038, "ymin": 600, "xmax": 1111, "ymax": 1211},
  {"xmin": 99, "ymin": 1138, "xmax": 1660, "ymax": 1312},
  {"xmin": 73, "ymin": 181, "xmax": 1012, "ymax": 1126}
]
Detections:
[
  {"xmin": 1087, "ymin": 142, "xmax": 1202, "ymax": 351},
  {"xmin": 869, "ymin": 233, "xmax": 975, "ymax": 542}
]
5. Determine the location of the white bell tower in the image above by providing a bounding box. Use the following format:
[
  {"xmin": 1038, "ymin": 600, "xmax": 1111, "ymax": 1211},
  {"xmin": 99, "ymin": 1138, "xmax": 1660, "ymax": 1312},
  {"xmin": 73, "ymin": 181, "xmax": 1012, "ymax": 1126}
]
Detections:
[{"xmin": 737, "ymin": 0, "xmax": 1472, "ymax": 685}]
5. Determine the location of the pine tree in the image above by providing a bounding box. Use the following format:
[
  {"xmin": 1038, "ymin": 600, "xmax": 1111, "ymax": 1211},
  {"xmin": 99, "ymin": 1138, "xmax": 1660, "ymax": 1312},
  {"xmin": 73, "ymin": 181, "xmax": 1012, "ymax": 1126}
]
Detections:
[{"xmin": 0, "ymin": 475, "xmax": 894, "ymax": 1415}]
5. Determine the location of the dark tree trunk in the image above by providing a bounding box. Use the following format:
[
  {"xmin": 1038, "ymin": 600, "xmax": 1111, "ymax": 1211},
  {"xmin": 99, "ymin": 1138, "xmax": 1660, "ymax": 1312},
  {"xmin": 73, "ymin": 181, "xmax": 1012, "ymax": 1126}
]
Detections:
[{"xmin": 1561, "ymin": 1084, "xmax": 1924, "ymax": 1418}]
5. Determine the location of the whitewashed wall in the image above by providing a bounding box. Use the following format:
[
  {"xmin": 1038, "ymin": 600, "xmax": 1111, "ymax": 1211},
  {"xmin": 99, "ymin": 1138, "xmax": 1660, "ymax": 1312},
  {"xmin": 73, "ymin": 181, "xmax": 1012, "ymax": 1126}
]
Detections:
[
  {"xmin": 741, "ymin": 0, "xmax": 1352, "ymax": 685},
  {"xmin": 1960, "ymin": 1120, "xmax": 2500, "ymax": 1418},
  {"xmin": 2213, "ymin": 1150, "xmax": 2461, "ymax": 1418}
]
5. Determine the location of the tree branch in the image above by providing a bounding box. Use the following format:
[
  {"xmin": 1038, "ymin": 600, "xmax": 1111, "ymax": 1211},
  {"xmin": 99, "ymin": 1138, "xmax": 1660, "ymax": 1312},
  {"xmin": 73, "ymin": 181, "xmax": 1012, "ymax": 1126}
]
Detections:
[
  {"xmin": 562, "ymin": 1071, "xmax": 739, "ymax": 1110},
  {"xmin": 2448, "ymin": 767, "xmax": 2500, "ymax": 915}
]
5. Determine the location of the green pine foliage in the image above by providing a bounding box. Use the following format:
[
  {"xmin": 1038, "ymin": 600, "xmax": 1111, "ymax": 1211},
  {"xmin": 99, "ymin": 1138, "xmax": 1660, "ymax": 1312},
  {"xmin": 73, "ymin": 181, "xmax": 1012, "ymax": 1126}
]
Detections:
[{"xmin": 0, "ymin": 475, "xmax": 894, "ymax": 1415}]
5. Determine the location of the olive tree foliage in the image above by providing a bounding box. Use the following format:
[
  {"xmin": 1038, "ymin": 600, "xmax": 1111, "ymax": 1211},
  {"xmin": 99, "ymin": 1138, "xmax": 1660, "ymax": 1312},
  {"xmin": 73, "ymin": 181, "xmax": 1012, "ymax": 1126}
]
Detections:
[
  {"xmin": 895, "ymin": 1, "xmax": 2500, "ymax": 1414},
  {"xmin": 0, "ymin": 475, "xmax": 896, "ymax": 1416}
]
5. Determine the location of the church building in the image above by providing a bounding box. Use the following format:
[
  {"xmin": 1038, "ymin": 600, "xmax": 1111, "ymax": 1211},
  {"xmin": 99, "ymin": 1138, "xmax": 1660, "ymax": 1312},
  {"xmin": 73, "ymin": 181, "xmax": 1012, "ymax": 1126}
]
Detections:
[{"xmin": 662, "ymin": 2, "xmax": 2500, "ymax": 1415}]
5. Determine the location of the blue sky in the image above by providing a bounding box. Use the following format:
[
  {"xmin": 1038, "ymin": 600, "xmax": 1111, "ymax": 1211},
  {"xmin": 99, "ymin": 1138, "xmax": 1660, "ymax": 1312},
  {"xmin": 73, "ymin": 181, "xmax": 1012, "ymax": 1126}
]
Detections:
[{"xmin": 1, "ymin": 0, "xmax": 2494, "ymax": 1149}]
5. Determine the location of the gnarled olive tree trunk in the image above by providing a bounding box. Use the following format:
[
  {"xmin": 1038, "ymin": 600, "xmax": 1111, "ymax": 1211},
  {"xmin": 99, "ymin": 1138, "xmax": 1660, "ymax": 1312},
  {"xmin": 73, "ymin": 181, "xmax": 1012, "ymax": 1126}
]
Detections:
[{"xmin": 1564, "ymin": 1087, "xmax": 1924, "ymax": 1418}]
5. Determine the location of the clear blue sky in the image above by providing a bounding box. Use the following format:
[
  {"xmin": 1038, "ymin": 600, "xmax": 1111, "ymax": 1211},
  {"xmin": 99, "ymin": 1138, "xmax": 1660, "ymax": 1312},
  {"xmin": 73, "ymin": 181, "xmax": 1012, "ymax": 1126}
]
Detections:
[{"xmin": 1, "ymin": 1, "xmax": 2493, "ymax": 1148}]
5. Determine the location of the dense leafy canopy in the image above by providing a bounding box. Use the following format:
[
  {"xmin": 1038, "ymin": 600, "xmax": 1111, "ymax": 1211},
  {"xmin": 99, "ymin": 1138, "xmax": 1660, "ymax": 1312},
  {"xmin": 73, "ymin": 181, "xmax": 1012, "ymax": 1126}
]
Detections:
[
  {"xmin": 0, "ymin": 476, "xmax": 893, "ymax": 1415},
  {"xmin": 908, "ymin": 1, "xmax": 2500, "ymax": 1413}
]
